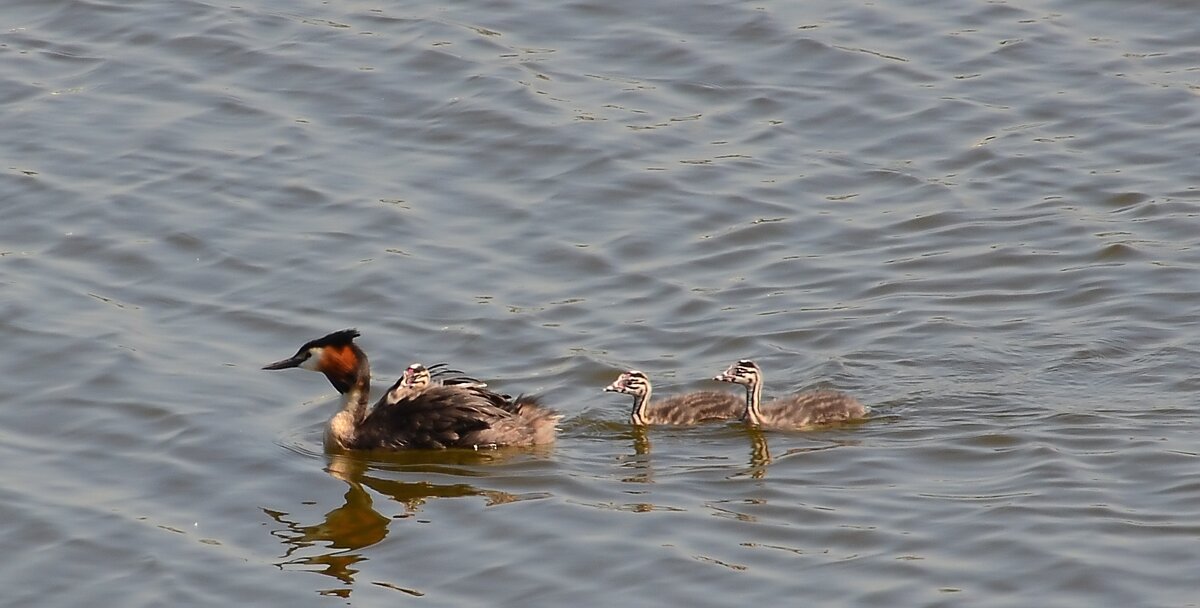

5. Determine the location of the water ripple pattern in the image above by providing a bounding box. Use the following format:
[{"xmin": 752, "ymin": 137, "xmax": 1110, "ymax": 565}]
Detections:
[{"xmin": 1, "ymin": 0, "xmax": 1198, "ymax": 605}]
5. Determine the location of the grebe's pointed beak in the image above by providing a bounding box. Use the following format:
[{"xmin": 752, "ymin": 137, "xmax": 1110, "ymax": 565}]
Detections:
[
  {"xmin": 603, "ymin": 380, "xmax": 623, "ymax": 392},
  {"xmin": 713, "ymin": 370, "xmax": 736, "ymax": 383},
  {"xmin": 263, "ymin": 355, "xmax": 305, "ymax": 370}
]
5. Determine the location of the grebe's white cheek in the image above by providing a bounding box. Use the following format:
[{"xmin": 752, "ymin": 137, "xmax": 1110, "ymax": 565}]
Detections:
[{"xmin": 299, "ymin": 347, "xmax": 323, "ymax": 371}]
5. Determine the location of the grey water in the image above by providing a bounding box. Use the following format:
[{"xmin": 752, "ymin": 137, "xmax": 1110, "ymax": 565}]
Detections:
[{"xmin": 1, "ymin": 0, "xmax": 1198, "ymax": 605}]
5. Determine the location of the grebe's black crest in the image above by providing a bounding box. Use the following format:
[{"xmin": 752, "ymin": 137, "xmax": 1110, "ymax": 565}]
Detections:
[
  {"xmin": 303, "ymin": 328, "xmax": 360, "ymax": 350},
  {"xmin": 262, "ymin": 328, "xmax": 367, "ymax": 395},
  {"xmin": 262, "ymin": 328, "xmax": 361, "ymax": 371}
]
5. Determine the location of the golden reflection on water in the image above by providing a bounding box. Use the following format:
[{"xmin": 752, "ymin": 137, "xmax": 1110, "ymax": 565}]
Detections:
[
  {"xmin": 747, "ymin": 429, "xmax": 772, "ymax": 478},
  {"xmin": 264, "ymin": 427, "xmax": 852, "ymax": 597},
  {"xmin": 618, "ymin": 425, "xmax": 778, "ymax": 483},
  {"xmin": 263, "ymin": 484, "xmax": 386, "ymax": 593},
  {"xmin": 631, "ymin": 426, "xmax": 652, "ymax": 457},
  {"xmin": 619, "ymin": 427, "xmax": 655, "ymax": 484},
  {"xmin": 264, "ymin": 452, "xmax": 522, "ymax": 598}
]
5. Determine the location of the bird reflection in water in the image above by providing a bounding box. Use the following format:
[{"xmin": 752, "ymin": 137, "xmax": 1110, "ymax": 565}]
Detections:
[
  {"xmin": 264, "ymin": 451, "xmax": 523, "ymax": 598},
  {"xmin": 746, "ymin": 428, "xmax": 772, "ymax": 479},
  {"xmin": 619, "ymin": 426, "xmax": 655, "ymax": 484},
  {"xmin": 619, "ymin": 426, "xmax": 776, "ymax": 483},
  {"xmin": 739, "ymin": 433, "xmax": 861, "ymax": 480}
]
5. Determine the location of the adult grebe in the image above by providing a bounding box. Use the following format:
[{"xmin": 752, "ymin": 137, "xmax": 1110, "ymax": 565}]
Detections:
[
  {"xmin": 262, "ymin": 329, "xmax": 559, "ymax": 449},
  {"xmin": 713, "ymin": 359, "xmax": 867, "ymax": 429},
  {"xmin": 604, "ymin": 369, "xmax": 742, "ymax": 426}
]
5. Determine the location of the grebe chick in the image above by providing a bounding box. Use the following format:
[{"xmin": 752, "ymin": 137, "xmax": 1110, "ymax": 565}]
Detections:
[
  {"xmin": 604, "ymin": 370, "xmax": 742, "ymax": 426},
  {"xmin": 393, "ymin": 362, "xmax": 542, "ymax": 417},
  {"xmin": 398, "ymin": 363, "xmax": 487, "ymax": 390},
  {"xmin": 713, "ymin": 359, "xmax": 867, "ymax": 429},
  {"xmin": 262, "ymin": 329, "xmax": 559, "ymax": 450}
]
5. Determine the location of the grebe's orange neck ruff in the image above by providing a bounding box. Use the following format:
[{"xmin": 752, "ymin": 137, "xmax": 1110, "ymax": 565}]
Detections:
[
  {"xmin": 309, "ymin": 343, "xmax": 372, "ymax": 447},
  {"xmin": 262, "ymin": 328, "xmax": 372, "ymax": 447},
  {"xmin": 311, "ymin": 343, "xmax": 364, "ymax": 394}
]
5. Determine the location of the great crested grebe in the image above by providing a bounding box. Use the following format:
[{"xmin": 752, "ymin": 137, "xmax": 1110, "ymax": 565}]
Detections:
[
  {"xmin": 713, "ymin": 359, "xmax": 867, "ymax": 429},
  {"xmin": 604, "ymin": 369, "xmax": 743, "ymax": 426},
  {"xmin": 262, "ymin": 329, "xmax": 559, "ymax": 450}
]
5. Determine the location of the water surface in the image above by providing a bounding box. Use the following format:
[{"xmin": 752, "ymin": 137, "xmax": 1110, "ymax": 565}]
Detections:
[{"xmin": 1, "ymin": 0, "xmax": 1198, "ymax": 605}]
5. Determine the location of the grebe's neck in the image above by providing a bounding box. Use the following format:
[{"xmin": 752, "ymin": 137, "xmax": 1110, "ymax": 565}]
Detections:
[
  {"xmin": 328, "ymin": 347, "xmax": 371, "ymax": 447},
  {"xmin": 742, "ymin": 375, "xmax": 764, "ymax": 426},
  {"xmin": 629, "ymin": 384, "xmax": 653, "ymax": 426}
]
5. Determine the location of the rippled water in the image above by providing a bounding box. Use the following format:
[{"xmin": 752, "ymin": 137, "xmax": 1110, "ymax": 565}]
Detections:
[{"xmin": 2, "ymin": 0, "xmax": 1199, "ymax": 605}]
